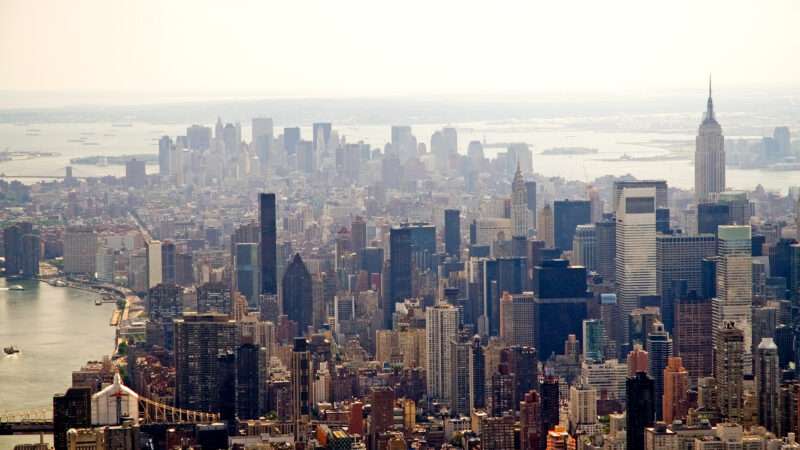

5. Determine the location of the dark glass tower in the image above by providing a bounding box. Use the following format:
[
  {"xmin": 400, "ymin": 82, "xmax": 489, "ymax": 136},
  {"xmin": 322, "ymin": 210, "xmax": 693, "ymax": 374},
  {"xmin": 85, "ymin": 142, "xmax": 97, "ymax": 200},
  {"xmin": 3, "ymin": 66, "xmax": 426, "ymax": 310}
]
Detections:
[
  {"xmin": 697, "ymin": 202, "xmax": 730, "ymax": 235},
  {"xmin": 532, "ymin": 260, "xmax": 588, "ymax": 360},
  {"xmin": 483, "ymin": 257, "xmax": 527, "ymax": 336},
  {"xmin": 626, "ymin": 372, "xmax": 655, "ymax": 450},
  {"xmin": 282, "ymin": 253, "xmax": 313, "ymax": 335},
  {"xmin": 553, "ymin": 200, "xmax": 591, "ymax": 251},
  {"xmin": 259, "ymin": 193, "xmax": 277, "ymax": 296},
  {"xmin": 444, "ymin": 209, "xmax": 461, "ymax": 258},
  {"xmin": 539, "ymin": 376, "xmax": 560, "ymax": 450},
  {"xmin": 388, "ymin": 223, "xmax": 436, "ymax": 326}
]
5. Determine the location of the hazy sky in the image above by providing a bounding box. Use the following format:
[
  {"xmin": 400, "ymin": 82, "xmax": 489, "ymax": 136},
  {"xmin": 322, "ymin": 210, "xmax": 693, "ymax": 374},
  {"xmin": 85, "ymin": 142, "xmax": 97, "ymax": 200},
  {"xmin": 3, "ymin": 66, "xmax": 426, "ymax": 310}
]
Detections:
[{"xmin": 2, "ymin": 1, "xmax": 799, "ymax": 99}]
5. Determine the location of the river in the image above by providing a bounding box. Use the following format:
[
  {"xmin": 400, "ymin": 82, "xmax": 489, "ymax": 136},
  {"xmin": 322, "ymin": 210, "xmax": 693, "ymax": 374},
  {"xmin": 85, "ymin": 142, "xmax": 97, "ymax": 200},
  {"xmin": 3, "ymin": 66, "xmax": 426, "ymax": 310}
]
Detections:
[{"xmin": 0, "ymin": 278, "xmax": 115, "ymax": 447}]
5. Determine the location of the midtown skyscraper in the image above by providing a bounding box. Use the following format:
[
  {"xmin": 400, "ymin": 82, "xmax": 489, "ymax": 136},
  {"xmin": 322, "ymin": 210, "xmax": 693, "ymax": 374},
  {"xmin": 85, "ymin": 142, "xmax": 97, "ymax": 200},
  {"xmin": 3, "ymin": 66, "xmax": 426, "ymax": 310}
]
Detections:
[
  {"xmin": 511, "ymin": 163, "xmax": 530, "ymax": 238},
  {"xmin": 259, "ymin": 193, "xmax": 277, "ymax": 296},
  {"xmin": 695, "ymin": 79, "xmax": 725, "ymax": 203}
]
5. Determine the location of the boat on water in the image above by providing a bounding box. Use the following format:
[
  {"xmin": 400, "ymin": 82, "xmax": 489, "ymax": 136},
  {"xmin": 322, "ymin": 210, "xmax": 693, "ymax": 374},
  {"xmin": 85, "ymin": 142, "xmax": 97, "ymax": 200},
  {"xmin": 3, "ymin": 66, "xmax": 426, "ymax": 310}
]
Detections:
[
  {"xmin": 95, "ymin": 299, "xmax": 103, "ymax": 306},
  {"xmin": 8, "ymin": 285, "xmax": 24, "ymax": 291},
  {"xmin": 4, "ymin": 346, "xmax": 19, "ymax": 355}
]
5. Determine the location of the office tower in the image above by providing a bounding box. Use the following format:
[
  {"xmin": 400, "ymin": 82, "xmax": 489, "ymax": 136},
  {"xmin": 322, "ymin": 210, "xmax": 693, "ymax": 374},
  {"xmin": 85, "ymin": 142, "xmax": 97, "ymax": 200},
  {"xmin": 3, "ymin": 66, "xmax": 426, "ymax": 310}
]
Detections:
[
  {"xmin": 656, "ymin": 208, "xmax": 670, "ymax": 233},
  {"xmin": 391, "ymin": 125, "xmax": 416, "ymax": 161},
  {"xmin": 252, "ymin": 117, "xmax": 274, "ymax": 168},
  {"xmin": 489, "ymin": 358, "xmax": 516, "ymax": 416},
  {"xmin": 790, "ymin": 243, "xmax": 800, "ymax": 301},
  {"xmin": 259, "ymin": 193, "xmax": 277, "ymax": 296},
  {"xmin": 756, "ymin": 337, "xmax": 779, "ymax": 432},
  {"xmin": 235, "ymin": 243, "xmax": 260, "ymax": 307},
  {"xmin": 616, "ymin": 186, "xmax": 657, "ymax": 344},
  {"xmin": 540, "ymin": 204, "xmax": 555, "ymax": 248},
  {"xmin": 553, "ymin": 199, "xmax": 591, "ymax": 251},
  {"xmin": 629, "ymin": 307, "xmax": 660, "ymax": 348},
  {"xmin": 673, "ymin": 294, "xmax": 713, "ymax": 383},
  {"xmin": 282, "ymin": 254, "xmax": 313, "ymax": 335},
  {"xmin": 662, "ymin": 356, "xmax": 689, "ymax": 423},
  {"xmin": 526, "ymin": 181, "xmax": 538, "ymax": 232},
  {"xmin": 53, "ymin": 387, "xmax": 92, "ymax": 450},
  {"xmin": 718, "ymin": 191, "xmax": 753, "ymax": 226},
  {"xmin": 507, "ymin": 346, "xmax": 539, "ymax": 403},
  {"xmin": 572, "ymin": 224, "xmax": 597, "ymax": 270},
  {"xmin": 312, "ymin": 122, "xmax": 332, "ymax": 152},
  {"xmin": 626, "ymin": 372, "xmax": 656, "ymax": 450},
  {"xmin": 752, "ymin": 305, "xmax": 778, "ymax": 355},
  {"xmin": 146, "ymin": 283, "xmax": 183, "ymax": 323},
  {"xmin": 469, "ymin": 335, "xmax": 486, "ymax": 411},
  {"xmin": 595, "ymin": 219, "xmax": 616, "ymax": 283},
  {"xmin": 158, "ymin": 135, "xmax": 172, "ymax": 176},
  {"xmin": 283, "ymin": 126, "xmax": 300, "ymax": 155},
  {"xmin": 627, "ymin": 344, "xmax": 649, "ymax": 375},
  {"xmin": 449, "ymin": 335, "xmax": 471, "ymax": 415},
  {"xmin": 351, "ymin": 216, "xmax": 367, "ymax": 255},
  {"xmin": 499, "ymin": 292, "xmax": 536, "ymax": 348},
  {"xmin": 296, "ymin": 140, "xmax": 315, "ymax": 172},
  {"xmin": 697, "ymin": 203, "xmax": 730, "ymax": 235},
  {"xmin": 646, "ymin": 321, "xmax": 673, "ymax": 420},
  {"xmin": 291, "ymin": 337, "xmax": 311, "ymax": 444},
  {"xmin": 388, "ymin": 223, "xmax": 436, "ymax": 326},
  {"xmin": 151, "ymin": 241, "xmax": 172, "ymax": 286},
  {"xmin": 613, "ymin": 180, "xmax": 668, "ymax": 211},
  {"xmin": 21, "ymin": 233, "xmax": 40, "ymax": 278},
  {"xmin": 236, "ymin": 343, "xmax": 265, "ymax": 420},
  {"xmin": 186, "ymin": 124, "xmax": 211, "ymax": 150},
  {"xmin": 480, "ymin": 415, "xmax": 516, "ymax": 450},
  {"xmin": 540, "ymin": 377, "xmax": 560, "ymax": 450},
  {"xmin": 174, "ymin": 313, "xmax": 237, "ymax": 411},
  {"xmin": 512, "ymin": 164, "xmax": 531, "ymax": 238},
  {"xmin": 656, "ymin": 233, "xmax": 717, "ymax": 332},
  {"xmin": 774, "ymin": 126, "xmax": 791, "ymax": 157},
  {"xmin": 520, "ymin": 391, "xmax": 542, "ymax": 450},
  {"xmin": 197, "ymin": 282, "xmax": 233, "ymax": 317},
  {"xmin": 175, "ymin": 252, "xmax": 194, "ymax": 286},
  {"xmin": 695, "ymin": 80, "xmax": 725, "ymax": 202},
  {"xmin": 125, "ymin": 158, "xmax": 147, "ymax": 187},
  {"xmin": 146, "ymin": 240, "xmax": 162, "ymax": 289},
  {"xmin": 3, "ymin": 223, "xmax": 25, "ymax": 275},
  {"xmin": 715, "ymin": 321, "xmax": 744, "ymax": 422},
  {"xmin": 583, "ymin": 319, "xmax": 605, "ymax": 362},
  {"xmin": 63, "ymin": 227, "xmax": 98, "ymax": 274},
  {"xmin": 484, "ymin": 257, "xmax": 527, "ymax": 336},
  {"xmin": 426, "ymin": 303, "xmax": 459, "ymax": 402},
  {"xmin": 568, "ymin": 384, "xmax": 598, "ymax": 435},
  {"xmin": 444, "ymin": 209, "xmax": 461, "ymax": 258},
  {"xmin": 533, "ymin": 260, "xmax": 588, "ymax": 360},
  {"xmin": 713, "ymin": 225, "xmax": 753, "ymax": 372}
]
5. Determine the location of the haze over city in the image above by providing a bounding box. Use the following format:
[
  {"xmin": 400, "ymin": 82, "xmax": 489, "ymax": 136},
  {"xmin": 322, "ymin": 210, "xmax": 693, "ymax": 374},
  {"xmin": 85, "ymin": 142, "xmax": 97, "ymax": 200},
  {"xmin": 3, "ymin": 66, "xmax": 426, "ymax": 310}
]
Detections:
[{"xmin": 1, "ymin": 2, "xmax": 800, "ymax": 450}]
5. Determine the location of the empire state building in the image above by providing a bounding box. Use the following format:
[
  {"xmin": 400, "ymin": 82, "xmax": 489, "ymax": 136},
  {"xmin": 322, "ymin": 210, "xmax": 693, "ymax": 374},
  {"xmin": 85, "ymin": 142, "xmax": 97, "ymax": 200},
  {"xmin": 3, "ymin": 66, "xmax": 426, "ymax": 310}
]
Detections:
[{"xmin": 695, "ymin": 79, "xmax": 725, "ymax": 202}]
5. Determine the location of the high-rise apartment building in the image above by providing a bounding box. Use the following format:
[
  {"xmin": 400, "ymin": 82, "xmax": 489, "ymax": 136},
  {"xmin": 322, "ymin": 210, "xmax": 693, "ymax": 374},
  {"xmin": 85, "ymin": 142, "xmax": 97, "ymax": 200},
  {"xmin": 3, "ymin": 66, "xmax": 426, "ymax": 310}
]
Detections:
[
  {"xmin": 646, "ymin": 321, "xmax": 673, "ymax": 420},
  {"xmin": 174, "ymin": 313, "xmax": 237, "ymax": 411},
  {"xmin": 425, "ymin": 303, "xmax": 459, "ymax": 403},
  {"xmin": 715, "ymin": 322, "xmax": 745, "ymax": 423},
  {"xmin": 662, "ymin": 356, "xmax": 689, "ymax": 424},
  {"xmin": 64, "ymin": 227, "xmax": 98, "ymax": 275},
  {"xmin": 755, "ymin": 337, "xmax": 779, "ymax": 433}
]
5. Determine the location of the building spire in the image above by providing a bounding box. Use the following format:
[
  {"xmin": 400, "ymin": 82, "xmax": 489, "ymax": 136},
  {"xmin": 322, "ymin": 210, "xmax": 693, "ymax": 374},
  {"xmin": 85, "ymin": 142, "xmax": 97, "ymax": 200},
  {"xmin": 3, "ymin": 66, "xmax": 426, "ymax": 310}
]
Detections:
[{"xmin": 704, "ymin": 74, "xmax": 716, "ymax": 123}]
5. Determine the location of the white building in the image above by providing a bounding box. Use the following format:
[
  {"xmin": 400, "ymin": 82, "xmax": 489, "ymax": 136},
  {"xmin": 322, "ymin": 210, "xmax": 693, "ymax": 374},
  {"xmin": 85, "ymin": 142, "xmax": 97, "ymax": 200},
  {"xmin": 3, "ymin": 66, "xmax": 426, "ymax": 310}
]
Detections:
[
  {"xmin": 695, "ymin": 80, "xmax": 725, "ymax": 203},
  {"xmin": 91, "ymin": 372, "xmax": 139, "ymax": 425},
  {"xmin": 615, "ymin": 186, "xmax": 657, "ymax": 343},
  {"xmin": 426, "ymin": 303, "xmax": 459, "ymax": 403}
]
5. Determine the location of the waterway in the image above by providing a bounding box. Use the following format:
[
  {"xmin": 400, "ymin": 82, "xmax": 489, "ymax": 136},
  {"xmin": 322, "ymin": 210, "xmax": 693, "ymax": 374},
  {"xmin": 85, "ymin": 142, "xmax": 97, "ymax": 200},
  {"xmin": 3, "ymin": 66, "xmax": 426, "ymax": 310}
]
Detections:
[{"xmin": 0, "ymin": 278, "xmax": 115, "ymax": 447}]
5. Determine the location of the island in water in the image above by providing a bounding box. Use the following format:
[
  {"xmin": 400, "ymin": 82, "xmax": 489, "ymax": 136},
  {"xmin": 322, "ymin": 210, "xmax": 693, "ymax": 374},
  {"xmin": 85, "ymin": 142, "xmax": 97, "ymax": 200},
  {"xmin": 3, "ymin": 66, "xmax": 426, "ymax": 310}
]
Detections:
[{"xmin": 70, "ymin": 154, "xmax": 158, "ymax": 165}]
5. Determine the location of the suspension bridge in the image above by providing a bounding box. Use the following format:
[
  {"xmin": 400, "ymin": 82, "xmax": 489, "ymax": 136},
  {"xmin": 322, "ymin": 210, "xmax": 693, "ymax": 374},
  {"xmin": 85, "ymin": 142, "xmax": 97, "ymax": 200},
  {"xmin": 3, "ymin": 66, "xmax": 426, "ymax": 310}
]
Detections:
[{"xmin": 0, "ymin": 397, "xmax": 220, "ymax": 435}]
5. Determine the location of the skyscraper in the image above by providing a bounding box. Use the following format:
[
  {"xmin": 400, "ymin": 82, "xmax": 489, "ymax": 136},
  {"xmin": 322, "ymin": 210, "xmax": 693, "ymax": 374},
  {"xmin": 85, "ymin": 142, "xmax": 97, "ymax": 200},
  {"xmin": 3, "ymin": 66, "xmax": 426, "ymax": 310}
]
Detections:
[
  {"xmin": 533, "ymin": 260, "xmax": 588, "ymax": 360},
  {"xmin": 655, "ymin": 233, "xmax": 717, "ymax": 332},
  {"xmin": 582, "ymin": 319, "xmax": 606, "ymax": 363},
  {"xmin": 715, "ymin": 321, "xmax": 744, "ymax": 423},
  {"xmin": 282, "ymin": 253, "xmax": 313, "ymax": 335},
  {"xmin": 484, "ymin": 257, "xmax": 527, "ymax": 336},
  {"xmin": 174, "ymin": 313, "xmax": 237, "ymax": 411},
  {"xmin": 572, "ymin": 224, "xmax": 597, "ymax": 271},
  {"xmin": 468, "ymin": 335, "xmax": 486, "ymax": 411},
  {"xmin": 540, "ymin": 204, "xmax": 555, "ymax": 248},
  {"xmin": 499, "ymin": 292, "xmax": 536, "ymax": 348},
  {"xmin": 291, "ymin": 337, "xmax": 311, "ymax": 444},
  {"xmin": 595, "ymin": 218, "xmax": 616, "ymax": 283},
  {"xmin": 388, "ymin": 223, "xmax": 436, "ymax": 326},
  {"xmin": 259, "ymin": 193, "xmax": 277, "ymax": 296},
  {"xmin": 645, "ymin": 321, "xmax": 673, "ymax": 421},
  {"xmin": 662, "ymin": 356, "xmax": 689, "ymax": 424},
  {"xmin": 520, "ymin": 390, "xmax": 542, "ymax": 450},
  {"xmin": 626, "ymin": 372, "xmax": 655, "ymax": 450},
  {"xmin": 512, "ymin": 164, "xmax": 530, "ymax": 238},
  {"xmin": 425, "ymin": 303, "xmax": 459, "ymax": 403},
  {"xmin": 553, "ymin": 199, "xmax": 591, "ymax": 251},
  {"xmin": 236, "ymin": 343, "xmax": 266, "ymax": 420},
  {"xmin": 351, "ymin": 215, "xmax": 367, "ymax": 255},
  {"xmin": 158, "ymin": 135, "xmax": 172, "ymax": 176},
  {"xmin": 235, "ymin": 243, "xmax": 260, "ymax": 307},
  {"xmin": 615, "ymin": 186, "xmax": 657, "ymax": 344},
  {"xmin": 449, "ymin": 335, "xmax": 471, "ymax": 415},
  {"xmin": 756, "ymin": 337, "xmax": 779, "ymax": 433},
  {"xmin": 673, "ymin": 293, "xmax": 713, "ymax": 383},
  {"xmin": 444, "ymin": 209, "xmax": 461, "ymax": 258},
  {"xmin": 694, "ymin": 79, "xmax": 725, "ymax": 202},
  {"xmin": 713, "ymin": 225, "xmax": 753, "ymax": 373},
  {"xmin": 160, "ymin": 241, "xmax": 176, "ymax": 285}
]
